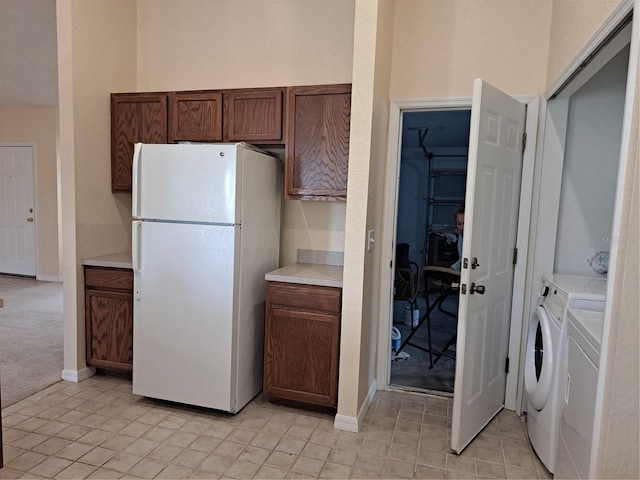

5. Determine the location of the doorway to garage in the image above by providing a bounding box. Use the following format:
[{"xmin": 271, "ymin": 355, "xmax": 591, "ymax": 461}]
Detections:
[{"xmin": 390, "ymin": 109, "xmax": 471, "ymax": 395}]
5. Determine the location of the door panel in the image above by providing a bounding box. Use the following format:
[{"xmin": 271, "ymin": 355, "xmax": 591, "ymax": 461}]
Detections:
[
  {"xmin": 132, "ymin": 220, "xmax": 238, "ymax": 410},
  {"xmin": 451, "ymin": 79, "xmax": 525, "ymax": 453},
  {"xmin": 133, "ymin": 143, "xmax": 239, "ymax": 223},
  {"xmin": 0, "ymin": 146, "xmax": 36, "ymax": 276}
]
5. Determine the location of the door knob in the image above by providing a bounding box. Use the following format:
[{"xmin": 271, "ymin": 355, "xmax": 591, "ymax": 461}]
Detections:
[
  {"xmin": 471, "ymin": 258, "xmax": 480, "ymax": 269},
  {"xmin": 26, "ymin": 217, "xmax": 34, "ymax": 222},
  {"xmin": 470, "ymin": 283, "xmax": 485, "ymax": 294}
]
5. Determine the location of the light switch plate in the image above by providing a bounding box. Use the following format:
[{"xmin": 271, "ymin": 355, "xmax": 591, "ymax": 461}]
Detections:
[{"xmin": 367, "ymin": 230, "xmax": 375, "ymax": 251}]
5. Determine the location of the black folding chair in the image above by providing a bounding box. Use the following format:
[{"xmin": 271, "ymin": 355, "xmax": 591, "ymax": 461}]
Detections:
[{"xmin": 395, "ymin": 266, "xmax": 460, "ymax": 368}]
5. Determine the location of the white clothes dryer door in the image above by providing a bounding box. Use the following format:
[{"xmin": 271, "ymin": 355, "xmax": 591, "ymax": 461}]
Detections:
[{"xmin": 525, "ymin": 305, "xmax": 555, "ymax": 410}]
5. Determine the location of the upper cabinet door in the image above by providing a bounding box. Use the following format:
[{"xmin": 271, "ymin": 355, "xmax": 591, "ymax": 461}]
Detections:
[
  {"xmin": 169, "ymin": 91, "xmax": 223, "ymax": 143},
  {"xmin": 223, "ymin": 88, "xmax": 284, "ymax": 143},
  {"xmin": 111, "ymin": 93, "xmax": 168, "ymax": 192},
  {"xmin": 286, "ymin": 84, "xmax": 351, "ymax": 201}
]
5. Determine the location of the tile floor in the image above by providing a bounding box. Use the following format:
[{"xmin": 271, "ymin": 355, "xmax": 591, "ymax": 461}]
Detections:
[{"xmin": 1, "ymin": 376, "xmax": 551, "ymax": 479}]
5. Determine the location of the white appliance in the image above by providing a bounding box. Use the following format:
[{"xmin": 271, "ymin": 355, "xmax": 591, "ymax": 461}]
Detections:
[
  {"xmin": 131, "ymin": 142, "xmax": 281, "ymax": 413},
  {"xmin": 524, "ymin": 273, "xmax": 606, "ymax": 473},
  {"xmin": 555, "ymin": 308, "xmax": 604, "ymax": 479}
]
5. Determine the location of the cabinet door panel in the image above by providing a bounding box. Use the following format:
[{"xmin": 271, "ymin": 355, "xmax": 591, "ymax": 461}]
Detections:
[
  {"xmin": 286, "ymin": 84, "xmax": 351, "ymax": 200},
  {"xmin": 224, "ymin": 89, "xmax": 284, "ymax": 143},
  {"xmin": 111, "ymin": 93, "xmax": 168, "ymax": 192},
  {"xmin": 264, "ymin": 307, "xmax": 340, "ymax": 407},
  {"xmin": 111, "ymin": 100, "xmax": 139, "ymax": 191},
  {"xmin": 169, "ymin": 92, "xmax": 223, "ymax": 142},
  {"xmin": 140, "ymin": 100, "xmax": 168, "ymax": 144},
  {"xmin": 86, "ymin": 289, "xmax": 133, "ymax": 371}
]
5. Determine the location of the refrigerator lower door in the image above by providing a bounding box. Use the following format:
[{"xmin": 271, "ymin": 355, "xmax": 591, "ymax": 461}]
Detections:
[{"xmin": 132, "ymin": 220, "xmax": 238, "ymax": 411}]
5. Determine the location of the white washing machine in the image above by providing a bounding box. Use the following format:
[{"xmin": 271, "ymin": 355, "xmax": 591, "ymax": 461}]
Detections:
[
  {"xmin": 555, "ymin": 308, "xmax": 604, "ymax": 479},
  {"xmin": 524, "ymin": 274, "xmax": 607, "ymax": 473}
]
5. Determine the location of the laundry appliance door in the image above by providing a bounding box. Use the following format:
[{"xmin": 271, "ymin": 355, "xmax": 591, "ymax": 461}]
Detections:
[{"xmin": 524, "ymin": 305, "xmax": 555, "ymax": 410}]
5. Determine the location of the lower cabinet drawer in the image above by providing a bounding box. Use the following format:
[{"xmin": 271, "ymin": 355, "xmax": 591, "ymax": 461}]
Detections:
[
  {"xmin": 84, "ymin": 266, "xmax": 133, "ymax": 290},
  {"xmin": 267, "ymin": 281, "xmax": 341, "ymax": 313}
]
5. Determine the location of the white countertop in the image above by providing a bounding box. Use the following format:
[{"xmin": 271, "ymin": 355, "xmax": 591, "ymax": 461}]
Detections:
[
  {"xmin": 82, "ymin": 252, "xmax": 132, "ymax": 269},
  {"xmin": 266, "ymin": 263, "xmax": 343, "ymax": 288}
]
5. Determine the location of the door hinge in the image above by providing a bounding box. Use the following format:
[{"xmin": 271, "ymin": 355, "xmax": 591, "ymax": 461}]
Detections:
[
  {"xmin": 505, "ymin": 357, "xmax": 510, "ymax": 374},
  {"xmin": 521, "ymin": 132, "xmax": 527, "ymax": 153},
  {"xmin": 512, "ymin": 248, "xmax": 518, "ymax": 265}
]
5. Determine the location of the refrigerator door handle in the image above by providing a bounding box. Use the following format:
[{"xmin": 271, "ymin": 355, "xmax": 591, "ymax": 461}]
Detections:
[
  {"xmin": 132, "ymin": 143, "xmax": 142, "ymax": 218},
  {"xmin": 132, "ymin": 220, "xmax": 142, "ymax": 300}
]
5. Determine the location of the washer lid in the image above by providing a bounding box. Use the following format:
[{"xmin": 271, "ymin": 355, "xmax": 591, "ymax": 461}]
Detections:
[
  {"xmin": 567, "ymin": 308, "xmax": 604, "ymax": 351},
  {"xmin": 543, "ymin": 273, "xmax": 607, "ymax": 301}
]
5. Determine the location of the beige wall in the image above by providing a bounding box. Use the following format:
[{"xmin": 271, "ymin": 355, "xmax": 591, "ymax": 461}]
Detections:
[
  {"xmin": 339, "ymin": 0, "xmax": 395, "ymax": 420},
  {"xmin": 390, "ymin": 0, "xmax": 552, "ymax": 99},
  {"xmin": 0, "ymin": 107, "xmax": 60, "ymax": 279},
  {"xmin": 58, "ymin": 0, "xmax": 137, "ymax": 372},
  {"xmin": 547, "ymin": 0, "xmax": 621, "ymax": 85},
  {"xmin": 135, "ymin": 0, "xmax": 356, "ymax": 266}
]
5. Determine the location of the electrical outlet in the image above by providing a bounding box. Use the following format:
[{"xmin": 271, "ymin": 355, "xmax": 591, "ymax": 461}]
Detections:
[{"xmin": 367, "ymin": 230, "xmax": 375, "ymax": 251}]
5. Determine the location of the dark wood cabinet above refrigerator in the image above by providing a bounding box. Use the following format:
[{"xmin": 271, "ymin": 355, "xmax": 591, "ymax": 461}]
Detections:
[{"xmin": 111, "ymin": 84, "xmax": 350, "ymax": 200}]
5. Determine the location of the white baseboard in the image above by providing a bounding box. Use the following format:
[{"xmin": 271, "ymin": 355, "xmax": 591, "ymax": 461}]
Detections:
[
  {"xmin": 334, "ymin": 380, "xmax": 378, "ymax": 433},
  {"xmin": 36, "ymin": 275, "xmax": 62, "ymax": 282},
  {"xmin": 61, "ymin": 367, "xmax": 95, "ymax": 383}
]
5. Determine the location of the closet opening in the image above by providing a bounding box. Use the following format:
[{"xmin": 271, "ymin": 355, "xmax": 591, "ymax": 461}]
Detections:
[{"xmin": 390, "ymin": 108, "xmax": 471, "ymax": 395}]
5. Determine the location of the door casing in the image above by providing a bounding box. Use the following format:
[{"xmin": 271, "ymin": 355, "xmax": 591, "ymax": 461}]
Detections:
[{"xmin": 378, "ymin": 95, "xmax": 539, "ymax": 413}]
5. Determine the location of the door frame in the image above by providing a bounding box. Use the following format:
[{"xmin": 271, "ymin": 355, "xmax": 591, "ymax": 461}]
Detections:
[
  {"xmin": 525, "ymin": 0, "xmax": 636, "ymax": 472},
  {"xmin": 0, "ymin": 142, "xmax": 38, "ymax": 277},
  {"xmin": 377, "ymin": 95, "xmax": 539, "ymax": 413}
]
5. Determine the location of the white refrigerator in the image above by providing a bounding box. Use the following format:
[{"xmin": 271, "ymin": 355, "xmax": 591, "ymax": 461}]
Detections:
[{"xmin": 131, "ymin": 142, "xmax": 281, "ymax": 413}]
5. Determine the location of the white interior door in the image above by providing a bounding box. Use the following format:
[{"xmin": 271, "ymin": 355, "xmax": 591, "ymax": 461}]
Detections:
[
  {"xmin": 451, "ymin": 79, "xmax": 525, "ymax": 453},
  {"xmin": 0, "ymin": 145, "xmax": 36, "ymax": 276}
]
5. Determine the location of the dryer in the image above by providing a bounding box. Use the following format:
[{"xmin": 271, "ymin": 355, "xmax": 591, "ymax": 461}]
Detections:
[
  {"xmin": 555, "ymin": 308, "xmax": 604, "ymax": 479},
  {"xmin": 524, "ymin": 274, "xmax": 607, "ymax": 473}
]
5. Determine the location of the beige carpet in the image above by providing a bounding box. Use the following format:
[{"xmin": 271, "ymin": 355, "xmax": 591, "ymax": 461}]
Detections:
[{"xmin": 0, "ymin": 275, "xmax": 63, "ymax": 407}]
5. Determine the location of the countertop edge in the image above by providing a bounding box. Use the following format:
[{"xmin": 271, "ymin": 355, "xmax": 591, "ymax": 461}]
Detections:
[
  {"xmin": 82, "ymin": 253, "xmax": 133, "ymax": 269},
  {"xmin": 265, "ymin": 264, "xmax": 343, "ymax": 288}
]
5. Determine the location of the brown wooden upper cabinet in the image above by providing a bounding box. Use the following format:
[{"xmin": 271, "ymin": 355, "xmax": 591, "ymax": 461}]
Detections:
[
  {"xmin": 285, "ymin": 84, "xmax": 351, "ymax": 201},
  {"xmin": 169, "ymin": 91, "xmax": 223, "ymax": 143},
  {"xmin": 223, "ymin": 88, "xmax": 285, "ymax": 143},
  {"xmin": 111, "ymin": 93, "xmax": 168, "ymax": 192}
]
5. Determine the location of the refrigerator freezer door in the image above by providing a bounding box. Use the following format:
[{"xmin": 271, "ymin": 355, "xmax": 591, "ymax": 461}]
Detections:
[
  {"xmin": 132, "ymin": 220, "xmax": 239, "ymax": 410},
  {"xmin": 133, "ymin": 143, "xmax": 241, "ymax": 224}
]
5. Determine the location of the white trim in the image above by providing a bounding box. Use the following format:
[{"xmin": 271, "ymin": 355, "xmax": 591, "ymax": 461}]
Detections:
[
  {"xmin": 378, "ymin": 95, "xmax": 538, "ymax": 413},
  {"xmin": 593, "ymin": 3, "xmax": 639, "ymax": 475},
  {"xmin": 333, "ymin": 413, "xmax": 359, "ymax": 432},
  {"xmin": 36, "ymin": 275, "xmax": 62, "ymax": 282},
  {"xmin": 334, "ymin": 379, "xmax": 377, "ymax": 432},
  {"xmin": 545, "ymin": 0, "xmax": 634, "ymax": 100},
  {"xmin": 507, "ymin": 96, "xmax": 540, "ymax": 413},
  {"xmin": 61, "ymin": 367, "xmax": 95, "ymax": 383}
]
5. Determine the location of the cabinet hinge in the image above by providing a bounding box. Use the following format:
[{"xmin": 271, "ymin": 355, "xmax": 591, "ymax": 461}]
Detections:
[
  {"xmin": 505, "ymin": 357, "xmax": 510, "ymax": 374},
  {"xmin": 512, "ymin": 248, "xmax": 518, "ymax": 265},
  {"xmin": 522, "ymin": 132, "xmax": 527, "ymax": 153}
]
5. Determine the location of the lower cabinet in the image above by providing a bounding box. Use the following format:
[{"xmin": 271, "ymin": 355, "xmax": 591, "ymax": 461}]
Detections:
[
  {"xmin": 84, "ymin": 266, "xmax": 134, "ymax": 372},
  {"xmin": 264, "ymin": 281, "xmax": 341, "ymax": 409}
]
